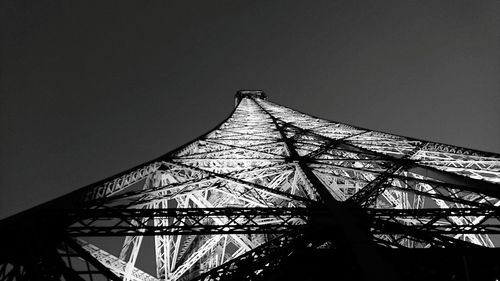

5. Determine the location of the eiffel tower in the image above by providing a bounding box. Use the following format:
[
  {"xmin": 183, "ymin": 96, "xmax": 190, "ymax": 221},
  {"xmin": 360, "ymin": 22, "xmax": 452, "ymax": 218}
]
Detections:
[{"xmin": 1, "ymin": 90, "xmax": 500, "ymax": 281}]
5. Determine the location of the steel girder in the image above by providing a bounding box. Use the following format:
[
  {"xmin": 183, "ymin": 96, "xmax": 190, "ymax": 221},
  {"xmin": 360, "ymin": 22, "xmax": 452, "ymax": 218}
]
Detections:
[
  {"xmin": 1, "ymin": 90, "xmax": 500, "ymax": 281},
  {"xmin": 63, "ymin": 207, "xmax": 500, "ymax": 237}
]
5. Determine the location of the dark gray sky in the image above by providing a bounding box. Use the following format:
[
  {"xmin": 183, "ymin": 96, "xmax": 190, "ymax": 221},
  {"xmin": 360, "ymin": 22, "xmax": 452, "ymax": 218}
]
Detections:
[{"xmin": 1, "ymin": 0, "xmax": 499, "ymax": 219}]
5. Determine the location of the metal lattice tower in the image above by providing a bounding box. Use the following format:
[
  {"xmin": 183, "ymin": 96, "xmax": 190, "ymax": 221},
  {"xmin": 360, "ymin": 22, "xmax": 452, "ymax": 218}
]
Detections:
[{"xmin": 2, "ymin": 90, "xmax": 500, "ymax": 281}]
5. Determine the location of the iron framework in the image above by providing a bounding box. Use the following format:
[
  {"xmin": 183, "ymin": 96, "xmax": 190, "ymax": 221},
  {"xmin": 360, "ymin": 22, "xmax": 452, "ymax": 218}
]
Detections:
[{"xmin": 1, "ymin": 90, "xmax": 500, "ymax": 281}]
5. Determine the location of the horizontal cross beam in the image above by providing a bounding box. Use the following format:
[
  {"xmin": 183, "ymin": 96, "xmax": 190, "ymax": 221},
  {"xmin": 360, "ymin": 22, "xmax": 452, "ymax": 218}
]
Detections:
[{"xmin": 63, "ymin": 207, "xmax": 500, "ymax": 237}]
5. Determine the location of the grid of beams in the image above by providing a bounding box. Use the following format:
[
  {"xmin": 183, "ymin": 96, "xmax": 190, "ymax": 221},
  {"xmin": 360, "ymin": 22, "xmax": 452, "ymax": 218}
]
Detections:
[{"xmin": 1, "ymin": 91, "xmax": 499, "ymax": 281}]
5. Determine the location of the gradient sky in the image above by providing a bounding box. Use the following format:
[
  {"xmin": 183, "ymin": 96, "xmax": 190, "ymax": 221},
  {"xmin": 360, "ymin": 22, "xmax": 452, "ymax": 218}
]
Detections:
[{"xmin": 1, "ymin": 0, "xmax": 499, "ymax": 219}]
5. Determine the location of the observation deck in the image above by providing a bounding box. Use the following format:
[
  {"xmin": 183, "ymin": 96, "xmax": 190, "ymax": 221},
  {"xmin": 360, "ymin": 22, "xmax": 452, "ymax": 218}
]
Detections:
[{"xmin": 235, "ymin": 90, "xmax": 267, "ymax": 106}]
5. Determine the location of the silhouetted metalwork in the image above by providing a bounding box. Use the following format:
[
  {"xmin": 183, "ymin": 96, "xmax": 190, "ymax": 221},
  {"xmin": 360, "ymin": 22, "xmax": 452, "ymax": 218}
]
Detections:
[{"xmin": 1, "ymin": 90, "xmax": 500, "ymax": 280}]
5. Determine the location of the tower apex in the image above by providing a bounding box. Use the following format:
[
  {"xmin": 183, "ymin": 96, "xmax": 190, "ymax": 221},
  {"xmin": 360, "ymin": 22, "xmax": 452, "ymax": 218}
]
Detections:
[{"xmin": 235, "ymin": 90, "xmax": 267, "ymax": 106}]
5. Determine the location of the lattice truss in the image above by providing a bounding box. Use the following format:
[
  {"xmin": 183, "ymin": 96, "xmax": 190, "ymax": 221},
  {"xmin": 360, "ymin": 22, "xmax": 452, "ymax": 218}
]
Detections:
[{"xmin": 1, "ymin": 92, "xmax": 500, "ymax": 281}]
